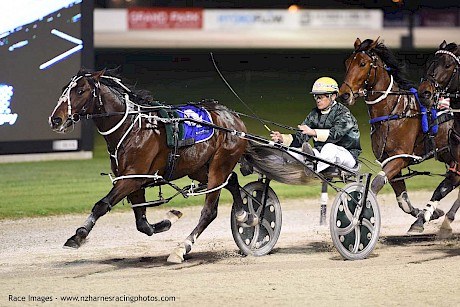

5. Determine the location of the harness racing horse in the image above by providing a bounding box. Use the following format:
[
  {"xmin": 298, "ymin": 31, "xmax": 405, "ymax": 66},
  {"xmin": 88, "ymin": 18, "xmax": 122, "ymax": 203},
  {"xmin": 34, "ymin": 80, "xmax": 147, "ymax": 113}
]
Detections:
[
  {"xmin": 411, "ymin": 41, "xmax": 460, "ymax": 234},
  {"xmin": 338, "ymin": 38, "xmax": 452, "ymax": 227},
  {"xmin": 49, "ymin": 69, "xmax": 258, "ymax": 263}
]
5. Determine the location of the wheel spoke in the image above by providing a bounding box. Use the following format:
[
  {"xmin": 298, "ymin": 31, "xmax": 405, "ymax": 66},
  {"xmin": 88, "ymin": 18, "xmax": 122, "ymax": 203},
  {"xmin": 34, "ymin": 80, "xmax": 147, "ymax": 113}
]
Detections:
[
  {"xmin": 351, "ymin": 226, "xmax": 361, "ymax": 253},
  {"xmin": 335, "ymin": 223, "xmax": 356, "ymax": 236},
  {"xmin": 261, "ymin": 219, "xmax": 275, "ymax": 238},
  {"xmin": 232, "ymin": 181, "xmax": 282, "ymax": 257},
  {"xmin": 339, "ymin": 193, "xmax": 354, "ymax": 221},
  {"xmin": 330, "ymin": 182, "xmax": 381, "ymax": 260},
  {"xmin": 248, "ymin": 225, "xmax": 260, "ymax": 249},
  {"xmin": 361, "ymin": 218, "xmax": 375, "ymax": 233}
]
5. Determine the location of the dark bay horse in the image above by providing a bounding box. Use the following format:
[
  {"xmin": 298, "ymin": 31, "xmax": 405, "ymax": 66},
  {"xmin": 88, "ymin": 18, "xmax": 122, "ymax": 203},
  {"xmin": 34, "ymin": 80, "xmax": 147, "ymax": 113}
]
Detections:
[
  {"xmin": 411, "ymin": 41, "xmax": 460, "ymax": 234},
  {"xmin": 338, "ymin": 38, "xmax": 453, "ymax": 229},
  {"xmin": 49, "ymin": 69, "xmax": 259, "ymax": 263}
]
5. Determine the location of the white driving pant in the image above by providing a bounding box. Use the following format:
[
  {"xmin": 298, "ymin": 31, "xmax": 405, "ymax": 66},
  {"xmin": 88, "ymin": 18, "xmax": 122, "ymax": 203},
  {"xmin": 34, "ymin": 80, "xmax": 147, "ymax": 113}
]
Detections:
[{"xmin": 313, "ymin": 143, "xmax": 356, "ymax": 172}]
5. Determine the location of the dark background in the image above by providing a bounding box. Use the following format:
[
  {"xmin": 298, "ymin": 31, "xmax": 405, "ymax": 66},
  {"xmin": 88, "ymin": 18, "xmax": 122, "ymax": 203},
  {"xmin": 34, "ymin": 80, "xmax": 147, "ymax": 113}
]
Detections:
[{"xmin": 93, "ymin": 47, "xmax": 434, "ymax": 136}]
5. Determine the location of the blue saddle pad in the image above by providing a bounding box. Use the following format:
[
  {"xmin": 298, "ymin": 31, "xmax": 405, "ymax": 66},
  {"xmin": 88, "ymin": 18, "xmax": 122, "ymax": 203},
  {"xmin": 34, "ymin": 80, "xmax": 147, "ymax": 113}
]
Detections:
[{"xmin": 177, "ymin": 106, "xmax": 214, "ymax": 143}]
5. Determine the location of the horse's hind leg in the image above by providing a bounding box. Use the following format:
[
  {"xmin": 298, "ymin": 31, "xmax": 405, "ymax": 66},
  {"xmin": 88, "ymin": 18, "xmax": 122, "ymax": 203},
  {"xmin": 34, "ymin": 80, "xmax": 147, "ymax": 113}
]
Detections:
[
  {"xmin": 391, "ymin": 180, "xmax": 422, "ymax": 218},
  {"xmin": 167, "ymin": 164, "xmax": 235, "ymax": 263},
  {"xmin": 226, "ymin": 172, "xmax": 258, "ymax": 227},
  {"xmin": 129, "ymin": 189, "xmax": 183, "ymax": 236},
  {"xmin": 408, "ymin": 173, "xmax": 460, "ymax": 234}
]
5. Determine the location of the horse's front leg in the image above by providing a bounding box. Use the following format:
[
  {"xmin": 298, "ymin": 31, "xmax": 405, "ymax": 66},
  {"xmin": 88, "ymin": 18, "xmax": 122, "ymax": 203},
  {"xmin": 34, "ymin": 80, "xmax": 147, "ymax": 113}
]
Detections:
[
  {"xmin": 63, "ymin": 180, "xmax": 141, "ymax": 249},
  {"xmin": 130, "ymin": 189, "xmax": 183, "ymax": 236}
]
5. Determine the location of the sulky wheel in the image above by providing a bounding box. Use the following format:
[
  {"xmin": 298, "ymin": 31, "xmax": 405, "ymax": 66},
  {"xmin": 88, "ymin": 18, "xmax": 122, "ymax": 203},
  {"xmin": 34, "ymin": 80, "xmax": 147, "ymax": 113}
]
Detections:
[
  {"xmin": 231, "ymin": 181, "xmax": 282, "ymax": 256},
  {"xmin": 330, "ymin": 182, "xmax": 380, "ymax": 260}
]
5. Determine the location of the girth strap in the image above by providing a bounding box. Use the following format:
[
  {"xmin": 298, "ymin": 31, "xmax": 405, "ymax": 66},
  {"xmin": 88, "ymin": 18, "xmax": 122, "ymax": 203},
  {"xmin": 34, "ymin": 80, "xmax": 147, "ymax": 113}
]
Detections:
[{"xmin": 164, "ymin": 121, "xmax": 181, "ymax": 181}]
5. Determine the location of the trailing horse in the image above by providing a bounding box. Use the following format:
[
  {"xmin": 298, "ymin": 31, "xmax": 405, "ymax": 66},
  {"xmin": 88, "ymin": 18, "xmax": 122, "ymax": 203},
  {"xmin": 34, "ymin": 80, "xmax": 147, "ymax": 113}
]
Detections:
[
  {"xmin": 49, "ymin": 69, "xmax": 262, "ymax": 263},
  {"xmin": 338, "ymin": 38, "xmax": 454, "ymax": 230},
  {"xmin": 411, "ymin": 41, "xmax": 460, "ymax": 234}
]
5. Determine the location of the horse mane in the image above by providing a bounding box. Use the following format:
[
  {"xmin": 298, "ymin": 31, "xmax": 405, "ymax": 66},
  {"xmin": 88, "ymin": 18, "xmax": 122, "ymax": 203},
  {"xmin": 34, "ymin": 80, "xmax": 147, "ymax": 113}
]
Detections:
[
  {"xmin": 358, "ymin": 39, "xmax": 416, "ymax": 90},
  {"xmin": 78, "ymin": 68, "xmax": 155, "ymax": 106},
  {"xmin": 194, "ymin": 99, "xmax": 235, "ymax": 113}
]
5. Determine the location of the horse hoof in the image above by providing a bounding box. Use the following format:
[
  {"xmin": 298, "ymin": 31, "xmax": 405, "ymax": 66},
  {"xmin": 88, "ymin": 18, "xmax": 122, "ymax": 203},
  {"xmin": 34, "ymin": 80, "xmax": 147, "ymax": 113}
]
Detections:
[
  {"xmin": 63, "ymin": 236, "xmax": 83, "ymax": 249},
  {"xmin": 407, "ymin": 224, "xmax": 424, "ymax": 234},
  {"xmin": 166, "ymin": 210, "xmax": 183, "ymax": 223},
  {"xmin": 137, "ymin": 221, "xmax": 155, "ymax": 236},
  {"xmin": 438, "ymin": 218, "xmax": 453, "ymax": 239},
  {"xmin": 437, "ymin": 228, "xmax": 453, "ymax": 239},
  {"xmin": 430, "ymin": 208, "xmax": 445, "ymax": 221},
  {"xmin": 167, "ymin": 248, "xmax": 185, "ymax": 264}
]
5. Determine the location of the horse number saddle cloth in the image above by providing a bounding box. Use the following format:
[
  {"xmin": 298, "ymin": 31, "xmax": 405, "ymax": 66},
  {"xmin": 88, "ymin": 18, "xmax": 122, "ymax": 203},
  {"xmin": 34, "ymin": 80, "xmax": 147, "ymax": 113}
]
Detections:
[
  {"xmin": 177, "ymin": 105, "xmax": 214, "ymax": 144},
  {"xmin": 162, "ymin": 105, "xmax": 214, "ymax": 148}
]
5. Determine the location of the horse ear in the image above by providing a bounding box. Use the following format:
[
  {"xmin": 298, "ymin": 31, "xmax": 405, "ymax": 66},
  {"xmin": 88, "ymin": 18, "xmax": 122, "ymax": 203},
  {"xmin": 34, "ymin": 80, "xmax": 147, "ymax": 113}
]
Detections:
[
  {"xmin": 354, "ymin": 38, "xmax": 362, "ymax": 51},
  {"xmin": 370, "ymin": 37, "xmax": 380, "ymax": 49},
  {"xmin": 92, "ymin": 69, "xmax": 106, "ymax": 81},
  {"xmin": 440, "ymin": 40, "xmax": 447, "ymax": 49}
]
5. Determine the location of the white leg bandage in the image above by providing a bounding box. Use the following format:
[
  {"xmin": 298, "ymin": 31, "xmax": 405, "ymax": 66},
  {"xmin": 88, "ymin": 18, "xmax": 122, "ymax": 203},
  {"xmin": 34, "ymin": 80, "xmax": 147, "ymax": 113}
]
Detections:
[
  {"xmin": 396, "ymin": 192, "xmax": 412, "ymax": 214},
  {"xmin": 424, "ymin": 200, "xmax": 439, "ymax": 222}
]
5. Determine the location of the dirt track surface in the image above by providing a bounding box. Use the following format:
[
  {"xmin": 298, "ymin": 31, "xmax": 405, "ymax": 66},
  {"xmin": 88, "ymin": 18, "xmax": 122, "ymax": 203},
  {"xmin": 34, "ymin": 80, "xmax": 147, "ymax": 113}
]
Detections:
[{"xmin": 1, "ymin": 191, "xmax": 460, "ymax": 306}]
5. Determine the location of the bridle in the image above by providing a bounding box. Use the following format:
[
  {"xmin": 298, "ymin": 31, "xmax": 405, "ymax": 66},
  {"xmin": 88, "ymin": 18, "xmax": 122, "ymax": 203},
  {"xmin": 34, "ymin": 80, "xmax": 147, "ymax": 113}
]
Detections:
[
  {"xmin": 421, "ymin": 49, "xmax": 460, "ymax": 102},
  {"xmin": 54, "ymin": 74, "xmax": 140, "ymax": 136},
  {"xmin": 53, "ymin": 74, "xmax": 101, "ymax": 130},
  {"xmin": 342, "ymin": 50, "xmax": 395, "ymax": 105}
]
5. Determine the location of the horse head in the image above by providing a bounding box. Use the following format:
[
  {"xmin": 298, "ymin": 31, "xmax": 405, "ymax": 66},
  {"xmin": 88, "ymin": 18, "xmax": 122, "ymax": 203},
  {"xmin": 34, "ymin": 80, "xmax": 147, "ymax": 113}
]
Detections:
[
  {"xmin": 418, "ymin": 41, "xmax": 460, "ymax": 108},
  {"xmin": 338, "ymin": 37, "xmax": 383, "ymax": 105},
  {"xmin": 49, "ymin": 69, "xmax": 105, "ymax": 133}
]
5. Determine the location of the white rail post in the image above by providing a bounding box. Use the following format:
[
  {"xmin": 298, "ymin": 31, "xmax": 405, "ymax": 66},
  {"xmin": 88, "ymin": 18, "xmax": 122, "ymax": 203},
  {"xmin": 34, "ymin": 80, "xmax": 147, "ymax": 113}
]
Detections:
[{"xmin": 319, "ymin": 181, "xmax": 328, "ymax": 225}]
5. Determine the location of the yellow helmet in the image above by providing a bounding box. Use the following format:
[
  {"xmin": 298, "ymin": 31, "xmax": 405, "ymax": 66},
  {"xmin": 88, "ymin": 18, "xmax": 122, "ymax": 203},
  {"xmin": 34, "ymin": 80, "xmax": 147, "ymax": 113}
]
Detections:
[{"xmin": 310, "ymin": 77, "xmax": 339, "ymax": 94}]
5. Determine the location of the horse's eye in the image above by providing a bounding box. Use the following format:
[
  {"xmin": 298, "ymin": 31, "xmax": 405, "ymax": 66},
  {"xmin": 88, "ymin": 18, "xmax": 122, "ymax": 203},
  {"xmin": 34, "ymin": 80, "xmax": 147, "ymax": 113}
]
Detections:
[
  {"xmin": 77, "ymin": 89, "xmax": 84, "ymax": 96},
  {"xmin": 360, "ymin": 62, "xmax": 366, "ymax": 67},
  {"xmin": 445, "ymin": 64, "xmax": 451, "ymax": 69}
]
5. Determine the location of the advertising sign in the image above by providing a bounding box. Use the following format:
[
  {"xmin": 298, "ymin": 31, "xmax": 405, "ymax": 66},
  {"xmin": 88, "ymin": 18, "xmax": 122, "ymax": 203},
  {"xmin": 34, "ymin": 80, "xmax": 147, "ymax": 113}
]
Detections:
[
  {"xmin": 204, "ymin": 9, "xmax": 299, "ymax": 30},
  {"xmin": 128, "ymin": 8, "xmax": 203, "ymax": 29},
  {"xmin": 300, "ymin": 9, "xmax": 383, "ymax": 29}
]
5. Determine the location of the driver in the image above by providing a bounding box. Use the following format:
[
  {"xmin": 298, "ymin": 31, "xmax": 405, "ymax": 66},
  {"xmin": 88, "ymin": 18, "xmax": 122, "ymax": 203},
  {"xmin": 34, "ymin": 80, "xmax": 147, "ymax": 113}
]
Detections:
[{"xmin": 271, "ymin": 76, "xmax": 361, "ymax": 172}]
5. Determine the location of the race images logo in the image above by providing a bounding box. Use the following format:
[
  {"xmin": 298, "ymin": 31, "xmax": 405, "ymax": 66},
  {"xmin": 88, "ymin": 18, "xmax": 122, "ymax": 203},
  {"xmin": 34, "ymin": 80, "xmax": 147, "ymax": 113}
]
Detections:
[{"xmin": 0, "ymin": 84, "xmax": 18, "ymax": 125}]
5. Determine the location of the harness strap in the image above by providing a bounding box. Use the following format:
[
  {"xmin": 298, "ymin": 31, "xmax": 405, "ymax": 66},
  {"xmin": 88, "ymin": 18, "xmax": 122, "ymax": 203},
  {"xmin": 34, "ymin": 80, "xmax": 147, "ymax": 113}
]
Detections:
[
  {"xmin": 369, "ymin": 114, "xmax": 400, "ymax": 124},
  {"xmin": 435, "ymin": 49, "xmax": 460, "ymax": 65},
  {"xmin": 448, "ymin": 163, "xmax": 460, "ymax": 176},
  {"xmin": 365, "ymin": 75, "xmax": 394, "ymax": 104},
  {"xmin": 98, "ymin": 94, "xmax": 130, "ymax": 136},
  {"xmin": 164, "ymin": 121, "xmax": 181, "ymax": 181},
  {"xmin": 378, "ymin": 154, "xmax": 423, "ymax": 168}
]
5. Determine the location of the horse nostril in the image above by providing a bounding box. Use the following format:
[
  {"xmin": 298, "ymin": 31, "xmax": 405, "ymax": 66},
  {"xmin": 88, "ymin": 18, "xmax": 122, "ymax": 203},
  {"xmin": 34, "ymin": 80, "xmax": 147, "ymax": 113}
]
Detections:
[
  {"xmin": 341, "ymin": 93, "xmax": 350, "ymax": 101},
  {"xmin": 51, "ymin": 117, "xmax": 62, "ymax": 128},
  {"xmin": 421, "ymin": 91, "xmax": 432, "ymax": 99}
]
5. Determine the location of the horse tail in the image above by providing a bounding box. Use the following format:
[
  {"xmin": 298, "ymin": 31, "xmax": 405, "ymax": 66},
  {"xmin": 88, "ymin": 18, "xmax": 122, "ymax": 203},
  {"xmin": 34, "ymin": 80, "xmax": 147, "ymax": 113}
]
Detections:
[{"xmin": 240, "ymin": 142, "xmax": 317, "ymax": 185}]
